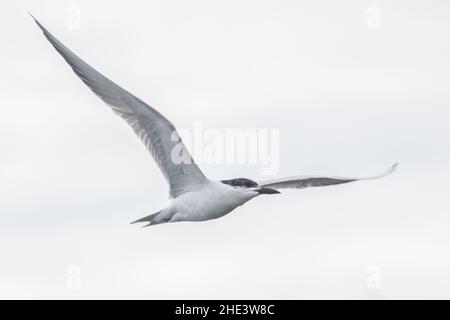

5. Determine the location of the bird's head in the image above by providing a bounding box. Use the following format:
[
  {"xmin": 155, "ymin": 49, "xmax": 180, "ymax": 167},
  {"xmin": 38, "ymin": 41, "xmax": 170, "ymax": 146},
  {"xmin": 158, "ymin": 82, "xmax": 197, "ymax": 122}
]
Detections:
[{"xmin": 220, "ymin": 178, "xmax": 280, "ymax": 195}]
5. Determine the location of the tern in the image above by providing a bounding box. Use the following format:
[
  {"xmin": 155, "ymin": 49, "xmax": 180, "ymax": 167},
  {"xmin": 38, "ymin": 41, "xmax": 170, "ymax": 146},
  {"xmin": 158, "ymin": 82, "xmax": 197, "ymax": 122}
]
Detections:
[{"xmin": 32, "ymin": 16, "xmax": 397, "ymax": 226}]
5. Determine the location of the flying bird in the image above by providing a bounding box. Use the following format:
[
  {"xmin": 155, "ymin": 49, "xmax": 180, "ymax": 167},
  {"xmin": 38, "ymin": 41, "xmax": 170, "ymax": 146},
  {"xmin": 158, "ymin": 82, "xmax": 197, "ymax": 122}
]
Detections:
[{"xmin": 31, "ymin": 15, "xmax": 397, "ymax": 226}]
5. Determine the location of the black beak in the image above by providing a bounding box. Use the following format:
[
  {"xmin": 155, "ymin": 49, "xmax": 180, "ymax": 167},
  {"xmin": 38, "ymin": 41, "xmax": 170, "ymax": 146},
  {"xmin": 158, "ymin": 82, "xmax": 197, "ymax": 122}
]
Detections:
[{"xmin": 258, "ymin": 187, "xmax": 280, "ymax": 194}]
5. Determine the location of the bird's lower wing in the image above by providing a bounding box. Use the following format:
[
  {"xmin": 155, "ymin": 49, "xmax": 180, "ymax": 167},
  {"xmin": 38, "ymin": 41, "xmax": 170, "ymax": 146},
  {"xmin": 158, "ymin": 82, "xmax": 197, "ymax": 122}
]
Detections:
[
  {"xmin": 259, "ymin": 163, "xmax": 398, "ymax": 189},
  {"xmin": 32, "ymin": 15, "xmax": 208, "ymax": 197}
]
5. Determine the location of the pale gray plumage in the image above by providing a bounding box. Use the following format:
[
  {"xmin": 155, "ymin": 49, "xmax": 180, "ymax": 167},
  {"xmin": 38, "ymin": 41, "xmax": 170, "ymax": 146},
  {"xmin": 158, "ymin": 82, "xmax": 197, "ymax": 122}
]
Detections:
[
  {"xmin": 32, "ymin": 15, "xmax": 397, "ymax": 226},
  {"xmin": 30, "ymin": 15, "xmax": 207, "ymax": 198},
  {"xmin": 259, "ymin": 163, "xmax": 398, "ymax": 189}
]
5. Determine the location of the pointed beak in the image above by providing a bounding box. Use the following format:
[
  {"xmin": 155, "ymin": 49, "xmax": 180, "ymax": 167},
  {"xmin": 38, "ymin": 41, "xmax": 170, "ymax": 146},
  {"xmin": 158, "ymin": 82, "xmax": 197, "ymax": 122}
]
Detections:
[{"xmin": 257, "ymin": 187, "xmax": 280, "ymax": 194}]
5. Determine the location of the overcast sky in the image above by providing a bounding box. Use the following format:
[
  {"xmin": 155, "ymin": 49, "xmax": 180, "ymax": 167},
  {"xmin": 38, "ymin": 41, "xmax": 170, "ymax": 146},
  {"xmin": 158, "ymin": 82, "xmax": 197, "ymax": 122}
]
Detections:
[{"xmin": 1, "ymin": 0, "xmax": 450, "ymax": 299}]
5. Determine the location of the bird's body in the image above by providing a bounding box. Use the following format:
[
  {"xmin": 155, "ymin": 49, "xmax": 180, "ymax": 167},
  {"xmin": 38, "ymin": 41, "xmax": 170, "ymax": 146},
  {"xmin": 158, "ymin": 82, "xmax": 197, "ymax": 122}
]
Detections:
[
  {"xmin": 146, "ymin": 181, "xmax": 258, "ymax": 225},
  {"xmin": 32, "ymin": 15, "xmax": 397, "ymax": 227}
]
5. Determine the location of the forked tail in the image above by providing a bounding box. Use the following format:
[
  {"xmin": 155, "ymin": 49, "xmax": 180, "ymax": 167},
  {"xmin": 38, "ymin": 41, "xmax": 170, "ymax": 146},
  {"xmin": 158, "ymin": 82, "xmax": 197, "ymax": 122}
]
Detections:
[{"xmin": 130, "ymin": 210, "xmax": 165, "ymax": 227}]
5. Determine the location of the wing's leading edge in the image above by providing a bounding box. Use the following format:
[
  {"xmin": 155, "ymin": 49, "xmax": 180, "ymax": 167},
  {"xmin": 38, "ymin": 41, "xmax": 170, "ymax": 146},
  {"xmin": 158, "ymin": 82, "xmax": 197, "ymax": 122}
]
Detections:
[{"xmin": 31, "ymin": 15, "xmax": 208, "ymax": 197}]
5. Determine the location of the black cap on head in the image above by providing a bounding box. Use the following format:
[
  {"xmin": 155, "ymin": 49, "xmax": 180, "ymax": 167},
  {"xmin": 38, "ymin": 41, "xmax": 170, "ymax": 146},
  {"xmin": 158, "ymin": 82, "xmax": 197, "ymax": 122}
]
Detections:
[{"xmin": 221, "ymin": 178, "xmax": 258, "ymax": 188}]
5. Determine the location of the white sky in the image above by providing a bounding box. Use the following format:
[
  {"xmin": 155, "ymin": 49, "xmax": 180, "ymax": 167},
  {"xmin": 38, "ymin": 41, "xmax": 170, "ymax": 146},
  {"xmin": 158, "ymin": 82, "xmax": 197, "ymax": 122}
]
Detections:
[{"xmin": 1, "ymin": 0, "xmax": 450, "ymax": 299}]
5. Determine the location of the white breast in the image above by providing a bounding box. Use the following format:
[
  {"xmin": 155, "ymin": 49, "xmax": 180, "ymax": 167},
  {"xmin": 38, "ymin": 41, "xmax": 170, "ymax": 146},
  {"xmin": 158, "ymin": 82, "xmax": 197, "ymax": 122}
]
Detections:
[{"xmin": 168, "ymin": 181, "xmax": 258, "ymax": 222}]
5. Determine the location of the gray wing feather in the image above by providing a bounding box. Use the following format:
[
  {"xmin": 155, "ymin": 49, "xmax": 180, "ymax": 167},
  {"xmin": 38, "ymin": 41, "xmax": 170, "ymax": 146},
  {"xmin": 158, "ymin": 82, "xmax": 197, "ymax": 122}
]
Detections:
[
  {"xmin": 259, "ymin": 163, "xmax": 398, "ymax": 189},
  {"xmin": 32, "ymin": 16, "xmax": 208, "ymax": 197}
]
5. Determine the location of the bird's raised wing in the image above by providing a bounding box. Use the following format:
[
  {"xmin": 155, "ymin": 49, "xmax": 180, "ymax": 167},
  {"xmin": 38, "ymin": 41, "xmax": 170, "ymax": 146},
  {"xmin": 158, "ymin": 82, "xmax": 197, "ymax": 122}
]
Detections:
[
  {"xmin": 32, "ymin": 16, "xmax": 208, "ymax": 197},
  {"xmin": 259, "ymin": 163, "xmax": 398, "ymax": 189}
]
